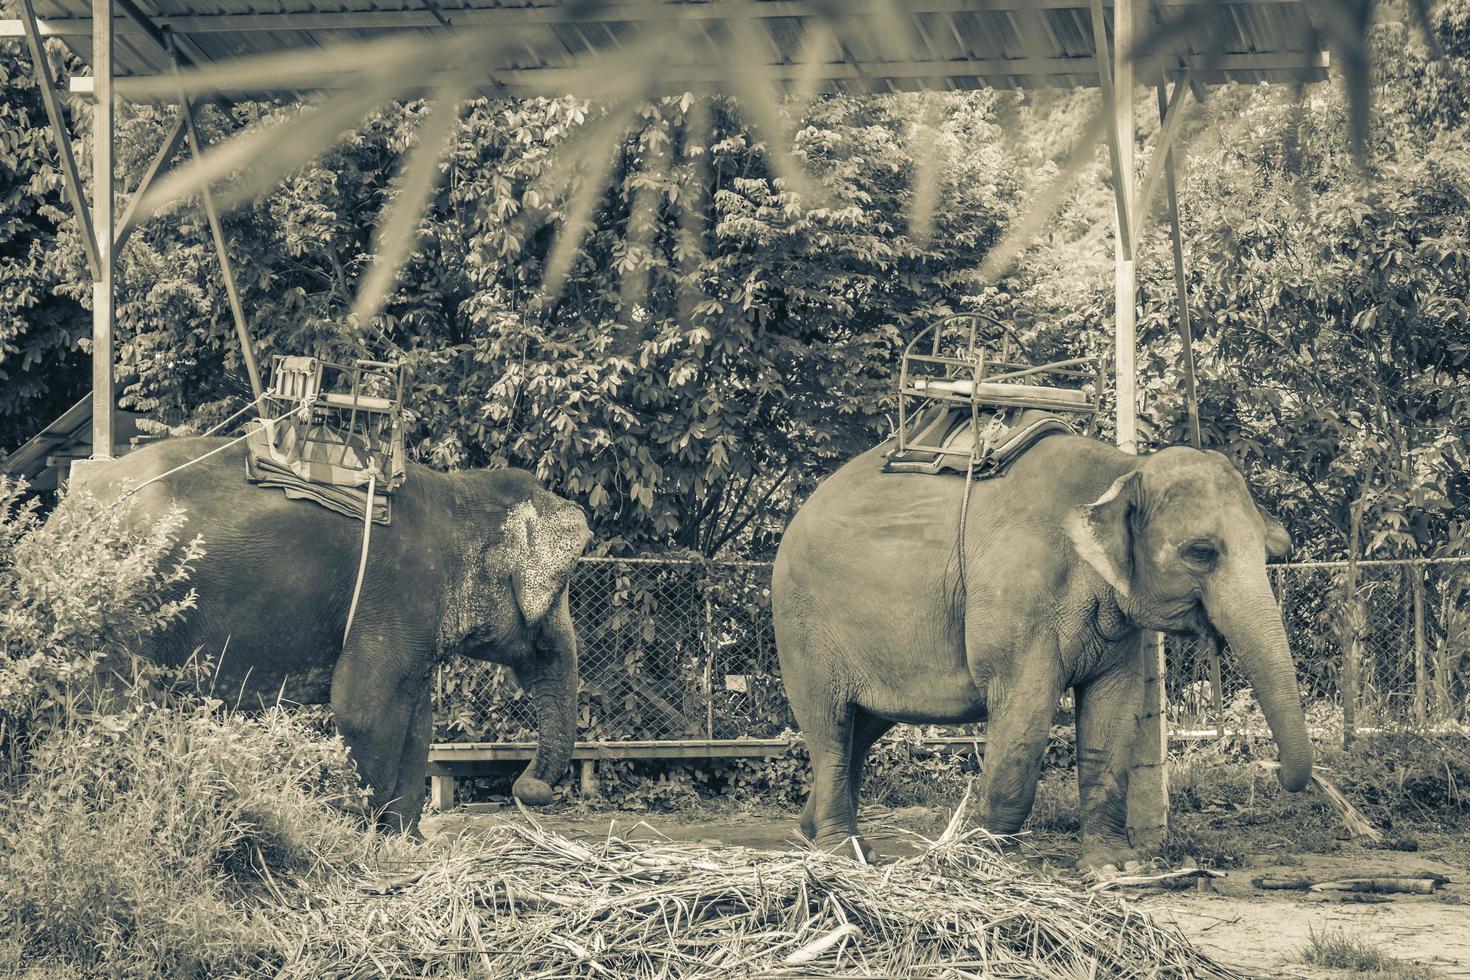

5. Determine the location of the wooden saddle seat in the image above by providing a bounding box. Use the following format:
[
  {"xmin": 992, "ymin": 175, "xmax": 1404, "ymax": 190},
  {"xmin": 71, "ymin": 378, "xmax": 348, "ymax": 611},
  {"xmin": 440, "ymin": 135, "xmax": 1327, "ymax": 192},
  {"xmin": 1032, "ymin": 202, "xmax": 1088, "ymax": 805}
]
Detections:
[{"xmin": 884, "ymin": 312, "xmax": 1101, "ymax": 477}]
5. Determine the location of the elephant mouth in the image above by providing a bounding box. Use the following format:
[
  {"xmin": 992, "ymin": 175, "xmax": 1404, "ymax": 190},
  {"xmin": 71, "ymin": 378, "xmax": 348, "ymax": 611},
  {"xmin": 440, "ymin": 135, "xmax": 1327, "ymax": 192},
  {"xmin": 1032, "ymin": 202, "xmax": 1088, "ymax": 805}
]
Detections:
[{"xmin": 1155, "ymin": 596, "xmax": 1211, "ymax": 637}]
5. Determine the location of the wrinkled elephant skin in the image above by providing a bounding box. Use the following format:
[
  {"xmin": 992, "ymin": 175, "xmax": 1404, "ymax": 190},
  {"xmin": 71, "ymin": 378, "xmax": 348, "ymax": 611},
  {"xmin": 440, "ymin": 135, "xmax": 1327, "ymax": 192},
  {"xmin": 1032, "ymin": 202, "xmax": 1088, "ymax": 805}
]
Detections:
[
  {"xmin": 773, "ymin": 436, "xmax": 1311, "ymax": 868},
  {"xmin": 75, "ymin": 437, "xmax": 590, "ymax": 832}
]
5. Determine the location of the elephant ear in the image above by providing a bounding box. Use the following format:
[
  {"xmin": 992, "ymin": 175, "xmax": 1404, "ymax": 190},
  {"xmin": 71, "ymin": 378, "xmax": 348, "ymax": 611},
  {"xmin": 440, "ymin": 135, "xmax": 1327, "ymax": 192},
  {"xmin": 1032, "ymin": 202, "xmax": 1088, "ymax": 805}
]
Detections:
[
  {"xmin": 1258, "ymin": 505, "xmax": 1292, "ymax": 559},
  {"xmin": 509, "ymin": 502, "xmax": 591, "ymax": 624},
  {"xmin": 1065, "ymin": 470, "xmax": 1141, "ymax": 597}
]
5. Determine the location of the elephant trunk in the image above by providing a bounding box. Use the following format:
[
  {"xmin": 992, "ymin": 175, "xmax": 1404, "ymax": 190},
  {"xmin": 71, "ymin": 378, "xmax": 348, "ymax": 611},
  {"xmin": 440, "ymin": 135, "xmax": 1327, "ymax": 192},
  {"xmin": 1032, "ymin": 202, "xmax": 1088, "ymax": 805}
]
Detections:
[
  {"xmin": 1204, "ymin": 563, "xmax": 1314, "ymax": 792},
  {"xmin": 512, "ymin": 589, "xmax": 580, "ymax": 806}
]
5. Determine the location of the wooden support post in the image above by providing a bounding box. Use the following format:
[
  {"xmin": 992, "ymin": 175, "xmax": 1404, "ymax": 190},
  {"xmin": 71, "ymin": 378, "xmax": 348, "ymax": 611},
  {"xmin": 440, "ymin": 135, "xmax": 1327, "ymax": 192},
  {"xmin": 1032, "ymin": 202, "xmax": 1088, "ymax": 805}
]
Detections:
[
  {"xmin": 1158, "ymin": 85, "xmax": 1200, "ymax": 451},
  {"xmin": 1134, "ymin": 75, "xmax": 1191, "ymax": 245},
  {"xmin": 1129, "ymin": 631, "xmax": 1168, "ymax": 852},
  {"xmin": 1209, "ymin": 640, "xmax": 1225, "ymax": 737},
  {"xmin": 1434, "ymin": 575, "xmax": 1452, "ymax": 721},
  {"xmin": 578, "ymin": 759, "xmax": 599, "ymax": 798},
  {"xmin": 430, "ymin": 773, "xmax": 455, "ymax": 812},
  {"xmin": 17, "ymin": 0, "xmax": 100, "ymax": 279},
  {"xmin": 1157, "ymin": 78, "xmax": 1220, "ymax": 745},
  {"xmin": 168, "ymin": 35, "xmax": 263, "ymax": 400},
  {"xmin": 90, "ymin": 0, "xmax": 115, "ymax": 460}
]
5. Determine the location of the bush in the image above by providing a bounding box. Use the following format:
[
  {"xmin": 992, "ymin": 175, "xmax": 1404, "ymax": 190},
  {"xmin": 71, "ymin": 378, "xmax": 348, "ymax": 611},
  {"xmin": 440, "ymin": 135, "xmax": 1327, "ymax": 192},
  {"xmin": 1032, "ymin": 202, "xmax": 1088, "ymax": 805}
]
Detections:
[
  {"xmin": 0, "ymin": 477, "xmax": 393, "ymax": 977},
  {"xmin": 0, "ymin": 478, "xmax": 202, "ymax": 778}
]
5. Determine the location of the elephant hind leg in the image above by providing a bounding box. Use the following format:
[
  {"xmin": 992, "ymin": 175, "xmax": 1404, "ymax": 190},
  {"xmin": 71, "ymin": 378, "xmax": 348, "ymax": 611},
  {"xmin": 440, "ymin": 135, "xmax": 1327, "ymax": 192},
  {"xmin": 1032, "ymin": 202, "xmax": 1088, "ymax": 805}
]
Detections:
[
  {"xmin": 792, "ymin": 695, "xmax": 867, "ymax": 857},
  {"xmin": 849, "ymin": 708, "xmax": 896, "ymax": 818}
]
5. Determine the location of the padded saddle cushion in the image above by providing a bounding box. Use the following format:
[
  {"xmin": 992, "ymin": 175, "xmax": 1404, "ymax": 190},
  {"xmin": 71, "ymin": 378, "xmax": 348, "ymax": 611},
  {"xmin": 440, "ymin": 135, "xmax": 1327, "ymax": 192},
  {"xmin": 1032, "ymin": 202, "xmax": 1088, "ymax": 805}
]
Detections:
[
  {"xmin": 885, "ymin": 407, "xmax": 1074, "ymax": 476},
  {"xmin": 245, "ymin": 420, "xmax": 392, "ymax": 524}
]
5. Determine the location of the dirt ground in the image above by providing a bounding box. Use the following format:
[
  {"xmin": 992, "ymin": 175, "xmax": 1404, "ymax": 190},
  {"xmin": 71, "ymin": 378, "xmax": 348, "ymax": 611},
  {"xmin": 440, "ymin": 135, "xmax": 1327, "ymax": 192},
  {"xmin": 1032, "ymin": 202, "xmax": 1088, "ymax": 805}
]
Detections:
[{"xmin": 424, "ymin": 803, "xmax": 1469, "ymax": 979}]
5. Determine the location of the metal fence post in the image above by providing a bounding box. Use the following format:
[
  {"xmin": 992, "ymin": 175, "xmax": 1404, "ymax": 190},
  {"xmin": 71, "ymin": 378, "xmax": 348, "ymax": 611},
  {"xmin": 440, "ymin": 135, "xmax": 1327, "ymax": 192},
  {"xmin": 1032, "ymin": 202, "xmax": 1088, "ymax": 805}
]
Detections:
[
  {"xmin": 704, "ymin": 584, "xmax": 716, "ymax": 740},
  {"xmin": 1412, "ymin": 565, "xmax": 1427, "ymax": 726}
]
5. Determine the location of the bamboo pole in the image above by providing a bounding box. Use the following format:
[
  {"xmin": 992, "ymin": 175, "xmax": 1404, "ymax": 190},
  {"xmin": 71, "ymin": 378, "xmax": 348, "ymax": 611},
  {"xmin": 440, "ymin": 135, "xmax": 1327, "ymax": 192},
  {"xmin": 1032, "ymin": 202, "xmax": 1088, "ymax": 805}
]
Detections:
[{"xmin": 167, "ymin": 33, "xmax": 263, "ymax": 399}]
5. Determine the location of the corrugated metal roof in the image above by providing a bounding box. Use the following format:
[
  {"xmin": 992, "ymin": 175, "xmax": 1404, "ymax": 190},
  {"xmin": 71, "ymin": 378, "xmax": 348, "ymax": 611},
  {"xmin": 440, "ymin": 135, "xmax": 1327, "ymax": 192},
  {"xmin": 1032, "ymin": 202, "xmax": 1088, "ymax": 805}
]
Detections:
[{"xmin": 25, "ymin": 0, "xmax": 1330, "ymax": 93}]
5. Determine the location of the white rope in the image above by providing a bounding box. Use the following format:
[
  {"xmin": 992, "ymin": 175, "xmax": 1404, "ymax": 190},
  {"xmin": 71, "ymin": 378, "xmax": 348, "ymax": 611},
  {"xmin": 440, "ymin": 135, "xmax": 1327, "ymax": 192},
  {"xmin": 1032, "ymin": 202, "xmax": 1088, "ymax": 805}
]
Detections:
[
  {"xmin": 956, "ymin": 453, "xmax": 976, "ymax": 610},
  {"xmin": 110, "ymin": 394, "xmax": 268, "ymax": 506},
  {"xmin": 342, "ymin": 472, "xmax": 376, "ymax": 650},
  {"xmin": 196, "ymin": 392, "xmax": 267, "ymax": 439},
  {"xmin": 114, "ymin": 428, "xmax": 257, "ymax": 505}
]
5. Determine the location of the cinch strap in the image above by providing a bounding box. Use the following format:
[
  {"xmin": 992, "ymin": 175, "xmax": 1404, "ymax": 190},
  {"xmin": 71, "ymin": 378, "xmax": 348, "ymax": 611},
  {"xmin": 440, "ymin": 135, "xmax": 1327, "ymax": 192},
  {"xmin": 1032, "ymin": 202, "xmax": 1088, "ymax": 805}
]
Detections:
[{"xmin": 342, "ymin": 472, "xmax": 376, "ymax": 649}]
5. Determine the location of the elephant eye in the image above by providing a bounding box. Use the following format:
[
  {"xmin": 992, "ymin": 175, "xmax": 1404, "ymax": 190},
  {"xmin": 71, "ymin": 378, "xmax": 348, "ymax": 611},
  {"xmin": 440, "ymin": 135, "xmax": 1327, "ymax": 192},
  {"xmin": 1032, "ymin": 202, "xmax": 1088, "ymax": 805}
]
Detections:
[{"xmin": 1180, "ymin": 540, "xmax": 1219, "ymax": 567}]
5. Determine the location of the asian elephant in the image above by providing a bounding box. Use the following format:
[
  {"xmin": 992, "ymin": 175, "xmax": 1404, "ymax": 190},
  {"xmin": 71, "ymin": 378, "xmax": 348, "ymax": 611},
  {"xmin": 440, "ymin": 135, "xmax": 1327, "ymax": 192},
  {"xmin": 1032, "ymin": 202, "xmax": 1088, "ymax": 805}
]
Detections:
[
  {"xmin": 75, "ymin": 436, "xmax": 591, "ymax": 833},
  {"xmin": 772, "ymin": 434, "xmax": 1310, "ymax": 868}
]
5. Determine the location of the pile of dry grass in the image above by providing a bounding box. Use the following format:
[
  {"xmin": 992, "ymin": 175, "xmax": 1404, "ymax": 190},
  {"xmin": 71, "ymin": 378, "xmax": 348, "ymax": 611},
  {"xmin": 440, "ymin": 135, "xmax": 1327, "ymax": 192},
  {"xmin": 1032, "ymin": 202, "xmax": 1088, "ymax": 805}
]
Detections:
[{"xmin": 276, "ymin": 792, "xmax": 1237, "ymax": 979}]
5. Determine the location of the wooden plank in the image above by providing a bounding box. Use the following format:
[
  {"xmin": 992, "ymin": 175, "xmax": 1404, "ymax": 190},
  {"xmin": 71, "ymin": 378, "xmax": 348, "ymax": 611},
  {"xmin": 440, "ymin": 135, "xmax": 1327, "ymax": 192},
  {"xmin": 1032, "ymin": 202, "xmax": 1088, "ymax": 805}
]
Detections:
[
  {"xmin": 62, "ymin": 52, "xmax": 1330, "ymax": 97},
  {"xmin": 16, "ymin": 0, "xmax": 101, "ymax": 279},
  {"xmin": 1133, "ymin": 71, "xmax": 1190, "ymax": 244},
  {"xmin": 91, "ymin": 0, "xmax": 115, "ymax": 461}
]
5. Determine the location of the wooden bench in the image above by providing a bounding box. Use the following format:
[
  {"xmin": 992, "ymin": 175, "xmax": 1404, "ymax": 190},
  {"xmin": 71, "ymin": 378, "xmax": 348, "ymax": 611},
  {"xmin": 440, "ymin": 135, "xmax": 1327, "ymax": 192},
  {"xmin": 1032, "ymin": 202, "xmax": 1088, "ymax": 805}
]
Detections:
[{"xmin": 427, "ymin": 738, "xmax": 794, "ymax": 810}]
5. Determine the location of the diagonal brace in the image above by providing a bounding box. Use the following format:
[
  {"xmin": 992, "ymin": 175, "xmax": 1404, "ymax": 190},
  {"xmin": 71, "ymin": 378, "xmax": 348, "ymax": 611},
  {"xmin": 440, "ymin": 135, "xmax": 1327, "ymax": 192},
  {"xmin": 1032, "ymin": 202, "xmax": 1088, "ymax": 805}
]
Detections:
[
  {"xmin": 1089, "ymin": 0, "xmax": 1133, "ymax": 261},
  {"xmin": 114, "ymin": 111, "xmax": 188, "ymax": 253},
  {"xmin": 167, "ymin": 34, "xmax": 263, "ymax": 399},
  {"xmin": 1133, "ymin": 70, "xmax": 1192, "ymax": 244},
  {"xmin": 17, "ymin": 0, "xmax": 101, "ymax": 279}
]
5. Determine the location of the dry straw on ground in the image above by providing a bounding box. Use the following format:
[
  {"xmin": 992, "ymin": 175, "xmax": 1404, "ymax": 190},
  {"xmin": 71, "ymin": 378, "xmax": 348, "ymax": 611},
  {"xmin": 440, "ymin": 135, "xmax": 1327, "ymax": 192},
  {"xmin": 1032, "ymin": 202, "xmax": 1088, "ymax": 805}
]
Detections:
[{"xmin": 271, "ymin": 790, "xmax": 1239, "ymax": 979}]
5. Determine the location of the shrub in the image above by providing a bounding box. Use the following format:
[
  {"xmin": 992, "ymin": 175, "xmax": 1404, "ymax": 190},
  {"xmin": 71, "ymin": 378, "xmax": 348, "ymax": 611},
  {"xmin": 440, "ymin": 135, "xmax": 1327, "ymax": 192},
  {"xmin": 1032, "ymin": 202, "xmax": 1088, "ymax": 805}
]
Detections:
[
  {"xmin": 0, "ymin": 478, "xmax": 202, "ymax": 778},
  {"xmin": 0, "ymin": 477, "xmax": 390, "ymax": 977}
]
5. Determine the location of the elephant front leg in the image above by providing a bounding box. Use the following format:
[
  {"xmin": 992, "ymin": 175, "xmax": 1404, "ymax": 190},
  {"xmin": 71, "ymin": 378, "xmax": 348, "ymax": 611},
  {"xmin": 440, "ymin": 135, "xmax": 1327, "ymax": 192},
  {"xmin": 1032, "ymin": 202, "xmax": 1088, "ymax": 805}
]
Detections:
[
  {"xmin": 976, "ymin": 639, "xmax": 1062, "ymax": 837},
  {"xmin": 383, "ymin": 684, "xmax": 434, "ymax": 834},
  {"xmin": 1073, "ymin": 659, "xmax": 1145, "ymax": 871},
  {"xmin": 509, "ymin": 591, "xmax": 578, "ymax": 806}
]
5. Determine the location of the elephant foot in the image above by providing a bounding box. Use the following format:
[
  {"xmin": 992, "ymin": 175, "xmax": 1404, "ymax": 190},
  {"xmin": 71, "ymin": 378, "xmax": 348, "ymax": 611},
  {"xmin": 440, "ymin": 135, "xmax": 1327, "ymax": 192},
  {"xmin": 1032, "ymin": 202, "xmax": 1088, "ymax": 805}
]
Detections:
[
  {"xmin": 513, "ymin": 774, "xmax": 557, "ymax": 807},
  {"xmin": 1076, "ymin": 836, "xmax": 1141, "ymax": 874}
]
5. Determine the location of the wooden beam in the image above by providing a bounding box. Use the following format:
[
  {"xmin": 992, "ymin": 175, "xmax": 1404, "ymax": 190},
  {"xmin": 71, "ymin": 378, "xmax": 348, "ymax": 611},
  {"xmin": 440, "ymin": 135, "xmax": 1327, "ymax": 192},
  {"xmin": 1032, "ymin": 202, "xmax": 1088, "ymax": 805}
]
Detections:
[
  {"xmin": 91, "ymin": 0, "xmax": 115, "ymax": 461},
  {"xmin": 1089, "ymin": 0, "xmax": 1133, "ymax": 261},
  {"xmin": 1132, "ymin": 69, "xmax": 1190, "ymax": 244},
  {"xmin": 0, "ymin": 0, "xmax": 1319, "ymax": 37},
  {"xmin": 16, "ymin": 0, "xmax": 101, "ymax": 279},
  {"xmin": 113, "ymin": 109, "xmax": 187, "ymax": 253},
  {"xmin": 65, "ymin": 51, "xmax": 1328, "ymax": 99},
  {"xmin": 168, "ymin": 35, "xmax": 263, "ymax": 400}
]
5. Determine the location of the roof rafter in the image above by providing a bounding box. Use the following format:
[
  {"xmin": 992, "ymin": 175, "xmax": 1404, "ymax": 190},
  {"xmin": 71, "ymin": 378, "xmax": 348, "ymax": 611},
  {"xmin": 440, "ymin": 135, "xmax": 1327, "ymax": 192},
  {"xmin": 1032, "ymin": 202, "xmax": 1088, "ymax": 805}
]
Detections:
[
  {"xmin": 1, "ymin": 0, "xmax": 1310, "ymax": 37},
  {"xmin": 66, "ymin": 50, "xmax": 1328, "ymax": 96}
]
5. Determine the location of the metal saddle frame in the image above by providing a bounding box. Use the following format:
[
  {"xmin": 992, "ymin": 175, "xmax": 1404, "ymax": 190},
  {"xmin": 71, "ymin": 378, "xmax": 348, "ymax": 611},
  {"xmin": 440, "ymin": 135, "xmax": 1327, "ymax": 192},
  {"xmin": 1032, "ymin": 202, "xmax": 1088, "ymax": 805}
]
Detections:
[
  {"xmin": 257, "ymin": 354, "xmax": 408, "ymax": 495},
  {"xmin": 886, "ymin": 312, "xmax": 1103, "ymax": 475}
]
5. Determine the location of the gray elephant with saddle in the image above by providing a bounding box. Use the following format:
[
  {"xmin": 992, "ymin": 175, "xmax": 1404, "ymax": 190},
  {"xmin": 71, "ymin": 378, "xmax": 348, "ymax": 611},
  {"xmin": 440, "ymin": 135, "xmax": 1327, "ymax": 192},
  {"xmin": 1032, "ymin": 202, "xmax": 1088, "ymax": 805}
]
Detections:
[
  {"xmin": 773, "ymin": 316, "xmax": 1310, "ymax": 868},
  {"xmin": 76, "ymin": 358, "xmax": 589, "ymax": 833}
]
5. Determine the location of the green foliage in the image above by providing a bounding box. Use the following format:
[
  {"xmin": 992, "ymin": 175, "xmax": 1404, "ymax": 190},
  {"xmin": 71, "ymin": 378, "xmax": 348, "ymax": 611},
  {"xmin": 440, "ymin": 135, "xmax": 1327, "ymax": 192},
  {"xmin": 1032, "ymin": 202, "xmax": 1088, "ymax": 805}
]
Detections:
[
  {"xmin": 0, "ymin": 477, "xmax": 202, "ymax": 772},
  {"xmin": 1007, "ymin": 4, "xmax": 1470, "ymax": 561},
  {"xmin": 0, "ymin": 477, "xmax": 386, "ymax": 978},
  {"xmin": 0, "ymin": 39, "xmax": 89, "ymax": 453},
  {"xmin": 0, "ymin": 701, "xmax": 376, "ymax": 978},
  {"xmin": 1302, "ymin": 928, "xmax": 1438, "ymax": 979}
]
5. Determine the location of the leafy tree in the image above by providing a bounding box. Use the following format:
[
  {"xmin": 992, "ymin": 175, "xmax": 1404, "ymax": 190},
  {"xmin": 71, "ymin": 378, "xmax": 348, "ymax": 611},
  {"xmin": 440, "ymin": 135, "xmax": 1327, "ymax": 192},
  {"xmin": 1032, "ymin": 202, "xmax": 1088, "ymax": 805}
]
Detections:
[{"xmin": 0, "ymin": 38, "xmax": 89, "ymax": 452}]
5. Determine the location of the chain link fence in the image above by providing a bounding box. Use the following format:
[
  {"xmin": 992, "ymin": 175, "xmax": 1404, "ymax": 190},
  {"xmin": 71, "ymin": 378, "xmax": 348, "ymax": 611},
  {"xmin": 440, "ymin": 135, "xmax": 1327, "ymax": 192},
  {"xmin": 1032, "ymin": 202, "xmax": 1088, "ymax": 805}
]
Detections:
[
  {"xmin": 435, "ymin": 556, "xmax": 1470, "ymax": 745},
  {"xmin": 1166, "ymin": 558, "xmax": 1470, "ymax": 737}
]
